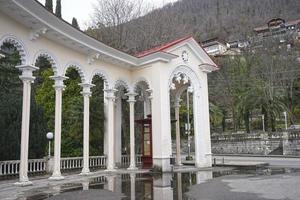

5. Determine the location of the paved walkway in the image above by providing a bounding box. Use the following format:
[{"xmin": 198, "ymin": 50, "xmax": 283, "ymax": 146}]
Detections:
[{"xmin": 186, "ymin": 171, "xmax": 300, "ymax": 200}]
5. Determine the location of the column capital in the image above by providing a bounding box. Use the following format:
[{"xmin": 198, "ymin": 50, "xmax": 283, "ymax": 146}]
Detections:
[
  {"xmin": 104, "ymin": 88, "xmax": 117, "ymax": 100},
  {"xmin": 146, "ymin": 89, "xmax": 153, "ymax": 100},
  {"xmin": 16, "ymin": 65, "xmax": 39, "ymax": 82},
  {"xmin": 79, "ymin": 83, "xmax": 95, "ymax": 96},
  {"xmin": 50, "ymin": 75, "xmax": 68, "ymax": 90},
  {"xmin": 126, "ymin": 92, "xmax": 137, "ymax": 103},
  {"xmin": 174, "ymin": 98, "xmax": 182, "ymax": 108}
]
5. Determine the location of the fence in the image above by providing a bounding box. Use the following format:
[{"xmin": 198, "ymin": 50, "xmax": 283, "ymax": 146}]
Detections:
[{"xmin": 0, "ymin": 155, "xmax": 143, "ymax": 177}]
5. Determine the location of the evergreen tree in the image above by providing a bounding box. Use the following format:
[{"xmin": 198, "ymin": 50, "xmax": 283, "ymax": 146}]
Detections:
[
  {"xmin": 72, "ymin": 17, "xmax": 80, "ymax": 29},
  {"xmin": 45, "ymin": 0, "xmax": 53, "ymax": 12},
  {"xmin": 55, "ymin": 0, "xmax": 62, "ymax": 18}
]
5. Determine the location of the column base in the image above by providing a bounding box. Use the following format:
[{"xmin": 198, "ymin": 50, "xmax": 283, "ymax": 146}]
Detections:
[
  {"xmin": 153, "ymin": 158, "xmax": 172, "ymax": 172},
  {"xmin": 127, "ymin": 166, "xmax": 138, "ymax": 171},
  {"xmin": 105, "ymin": 167, "xmax": 117, "ymax": 172},
  {"xmin": 80, "ymin": 170, "xmax": 92, "ymax": 176},
  {"xmin": 49, "ymin": 174, "xmax": 65, "ymax": 181},
  {"xmin": 14, "ymin": 180, "xmax": 33, "ymax": 187}
]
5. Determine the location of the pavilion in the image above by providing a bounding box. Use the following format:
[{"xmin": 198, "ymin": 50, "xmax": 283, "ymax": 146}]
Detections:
[{"xmin": 0, "ymin": 0, "xmax": 218, "ymax": 186}]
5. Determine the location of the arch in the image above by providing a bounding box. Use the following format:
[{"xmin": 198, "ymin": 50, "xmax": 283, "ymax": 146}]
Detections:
[
  {"xmin": 63, "ymin": 62, "xmax": 86, "ymax": 83},
  {"xmin": 113, "ymin": 79, "xmax": 131, "ymax": 92},
  {"xmin": 132, "ymin": 77, "xmax": 151, "ymax": 92},
  {"xmin": 173, "ymin": 84, "xmax": 189, "ymax": 102},
  {"xmin": 168, "ymin": 65, "xmax": 201, "ymax": 91},
  {"xmin": 32, "ymin": 50, "xmax": 59, "ymax": 75},
  {"xmin": 90, "ymin": 69, "xmax": 111, "ymax": 89},
  {"xmin": 0, "ymin": 34, "xmax": 28, "ymax": 65}
]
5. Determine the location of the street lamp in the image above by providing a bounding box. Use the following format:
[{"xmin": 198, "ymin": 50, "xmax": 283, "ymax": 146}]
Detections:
[
  {"xmin": 283, "ymin": 111, "xmax": 288, "ymax": 130},
  {"xmin": 262, "ymin": 114, "xmax": 265, "ymax": 132},
  {"xmin": 185, "ymin": 87, "xmax": 193, "ymax": 160},
  {"xmin": 46, "ymin": 132, "xmax": 54, "ymax": 158}
]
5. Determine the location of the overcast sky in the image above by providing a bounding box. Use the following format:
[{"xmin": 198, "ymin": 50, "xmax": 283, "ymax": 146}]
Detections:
[{"xmin": 38, "ymin": 0, "xmax": 178, "ymax": 29}]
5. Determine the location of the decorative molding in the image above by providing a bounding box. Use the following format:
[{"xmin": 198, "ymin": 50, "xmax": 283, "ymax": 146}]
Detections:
[
  {"xmin": 87, "ymin": 53, "xmax": 101, "ymax": 65},
  {"xmin": 174, "ymin": 85, "xmax": 188, "ymax": 101},
  {"xmin": 16, "ymin": 64, "xmax": 39, "ymax": 82},
  {"xmin": 132, "ymin": 77, "xmax": 151, "ymax": 92},
  {"xmin": 126, "ymin": 92, "xmax": 138, "ymax": 103},
  {"xmin": 146, "ymin": 89, "xmax": 153, "ymax": 100},
  {"xmin": 32, "ymin": 50, "xmax": 59, "ymax": 75},
  {"xmin": 63, "ymin": 62, "xmax": 86, "ymax": 83},
  {"xmin": 103, "ymin": 88, "xmax": 117, "ymax": 101},
  {"xmin": 79, "ymin": 83, "xmax": 94, "ymax": 96},
  {"xmin": 114, "ymin": 79, "xmax": 130, "ymax": 92},
  {"xmin": 168, "ymin": 65, "xmax": 201, "ymax": 90},
  {"xmin": 0, "ymin": 34, "xmax": 28, "ymax": 65},
  {"xmin": 199, "ymin": 63, "xmax": 218, "ymax": 73},
  {"xmin": 50, "ymin": 75, "xmax": 68, "ymax": 90},
  {"xmin": 29, "ymin": 27, "xmax": 48, "ymax": 41},
  {"xmin": 89, "ymin": 69, "xmax": 111, "ymax": 88}
]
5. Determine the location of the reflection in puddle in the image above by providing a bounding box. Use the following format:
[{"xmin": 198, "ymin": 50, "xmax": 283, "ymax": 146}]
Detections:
[{"xmin": 23, "ymin": 167, "xmax": 300, "ymax": 200}]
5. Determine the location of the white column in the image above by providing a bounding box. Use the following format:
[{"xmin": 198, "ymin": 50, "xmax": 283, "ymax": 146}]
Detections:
[
  {"xmin": 127, "ymin": 92, "xmax": 137, "ymax": 170},
  {"xmin": 49, "ymin": 75, "xmax": 68, "ymax": 180},
  {"xmin": 130, "ymin": 173, "xmax": 136, "ymax": 200},
  {"xmin": 80, "ymin": 83, "xmax": 94, "ymax": 175},
  {"xmin": 103, "ymin": 89, "xmax": 108, "ymax": 155},
  {"xmin": 153, "ymin": 173, "xmax": 173, "ymax": 200},
  {"xmin": 104, "ymin": 89, "xmax": 116, "ymax": 171},
  {"xmin": 82, "ymin": 181, "xmax": 89, "ymax": 191},
  {"xmin": 196, "ymin": 170, "xmax": 213, "ymax": 184},
  {"xmin": 193, "ymin": 90, "xmax": 207, "ymax": 168},
  {"xmin": 174, "ymin": 98, "xmax": 182, "ymax": 166},
  {"xmin": 177, "ymin": 173, "xmax": 183, "ymax": 200},
  {"xmin": 15, "ymin": 65, "xmax": 38, "ymax": 186},
  {"xmin": 105, "ymin": 175, "xmax": 116, "ymax": 191},
  {"xmin": 114, "ymin": 96, "xmax": 122, "ymax": 165}
]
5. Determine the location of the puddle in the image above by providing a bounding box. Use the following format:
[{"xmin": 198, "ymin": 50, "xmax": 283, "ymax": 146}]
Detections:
[{"xmin": 20, "ymin": 167, "xmax": 300, "ymax": 200}]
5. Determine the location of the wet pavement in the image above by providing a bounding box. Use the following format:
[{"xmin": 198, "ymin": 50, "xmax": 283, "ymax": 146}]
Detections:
[{"xmin": 1, "ymin": 167, "xmax": 300, "ymax": 200}]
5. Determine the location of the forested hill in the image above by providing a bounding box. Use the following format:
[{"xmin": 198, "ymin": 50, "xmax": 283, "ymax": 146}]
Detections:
[{"xmin": 86, "ymin": 0, "xmax": 300, "ymax": 53}]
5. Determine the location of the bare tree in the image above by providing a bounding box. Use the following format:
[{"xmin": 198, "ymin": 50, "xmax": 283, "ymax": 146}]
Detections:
[{"xmin": 89, "ymin": 0, "xmax": 147, "ymax": 50}]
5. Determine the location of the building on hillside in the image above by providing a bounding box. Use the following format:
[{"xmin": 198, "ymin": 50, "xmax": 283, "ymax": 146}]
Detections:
[
  {"xmin": 201, "ymin": 38, "xmax": 242, "ymax": 57},
  {"xmin": 252, "ymin": 18, "xmax": 300, "ymax": 47},
  {"xmin": 201, "ymin": 38, "xmax": 227, "ymax": 56}
]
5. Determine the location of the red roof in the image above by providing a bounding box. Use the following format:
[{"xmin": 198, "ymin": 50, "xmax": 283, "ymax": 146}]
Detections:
[
  {"xmin": 134, "ymin": 35, "xmax": 193, "ymax": 58},
  {"xmin": 134, "ymin": 35, "xmax": 219, "ymax": 69}
]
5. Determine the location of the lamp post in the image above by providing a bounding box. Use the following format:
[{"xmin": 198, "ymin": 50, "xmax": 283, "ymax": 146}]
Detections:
[
  {"xmin": 185, "ymin": 86, "xmax": 194, "ymax": 160},
  {"xmin": 283, "ymin": 111, "xmax": 288, "ymax": 130},
  {"xmin": 262, "ymin": 114, "xmax": 265, "ymax": 132},
  {"xmin": 46, "ymin": 132, "xmax": 54, "ymax": 158}
]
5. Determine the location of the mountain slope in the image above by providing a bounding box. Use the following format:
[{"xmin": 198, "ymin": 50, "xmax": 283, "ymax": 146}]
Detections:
[{"xmin": 86, "ymin": 0, "xmax": 300, "ymax": 53}]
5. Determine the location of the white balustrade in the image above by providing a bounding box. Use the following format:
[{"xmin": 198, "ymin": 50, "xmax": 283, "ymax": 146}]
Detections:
[
  {"xmin": 0, "ymin": 159, "xmax": 46, "ymax": 176},
  {"xmin": 0, "ymin": 154, "xmax": 143, "ymax": 177},
  {"xmin": 120, "ymin": 154, "xmax": 142, "ymax": 167}
]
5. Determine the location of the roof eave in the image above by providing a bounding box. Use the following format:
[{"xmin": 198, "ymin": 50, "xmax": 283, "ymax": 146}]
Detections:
[
  {"xmin": 9, "ymin": 0, "xmax": 139, "ymax": 67},
  {"xmin": 136, "ymin": 52, "xmax": 178, "ymax": 67}
]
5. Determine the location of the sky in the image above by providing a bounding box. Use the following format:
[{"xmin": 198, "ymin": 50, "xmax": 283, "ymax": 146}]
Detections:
[{"xmin": 38, "ymin": 0, "xmax": 178, "ymax": 29}]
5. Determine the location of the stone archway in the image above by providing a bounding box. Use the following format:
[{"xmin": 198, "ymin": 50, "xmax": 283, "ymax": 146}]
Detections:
[{"xmin": 168, "ymin": 65, "xmax": 207, "ymax": 168}]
